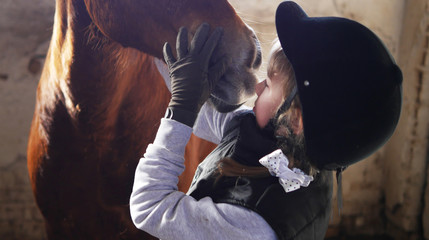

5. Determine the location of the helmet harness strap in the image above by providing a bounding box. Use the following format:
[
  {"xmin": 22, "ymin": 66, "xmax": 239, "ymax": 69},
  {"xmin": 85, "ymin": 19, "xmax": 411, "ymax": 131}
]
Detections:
[
  {"xmin": 275, "ymin": 86, "xmax": 298, "ymax": 120},
  {"xmin": 336, "ymin": 166, "xmax": 347, "ymax": 215}
]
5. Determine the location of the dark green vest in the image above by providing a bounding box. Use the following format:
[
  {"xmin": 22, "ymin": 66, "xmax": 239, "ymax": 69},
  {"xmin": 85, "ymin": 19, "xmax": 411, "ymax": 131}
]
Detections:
[{"xmin": 188, "ymin": 114, "xmax": 333, "ymax": 240}]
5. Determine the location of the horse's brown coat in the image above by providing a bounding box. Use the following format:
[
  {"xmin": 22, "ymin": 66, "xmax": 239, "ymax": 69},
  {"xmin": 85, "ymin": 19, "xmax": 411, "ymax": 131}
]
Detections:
[{"xmin": 27, "ymin": 0, "xmax": 260, "ymax": 239}]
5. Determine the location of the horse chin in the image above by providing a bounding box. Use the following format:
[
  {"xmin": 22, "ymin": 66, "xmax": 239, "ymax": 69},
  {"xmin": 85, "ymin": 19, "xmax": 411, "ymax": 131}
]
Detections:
[{"xmin": 208, "ymin": 95, "xmax": 245, "ymax": 113}]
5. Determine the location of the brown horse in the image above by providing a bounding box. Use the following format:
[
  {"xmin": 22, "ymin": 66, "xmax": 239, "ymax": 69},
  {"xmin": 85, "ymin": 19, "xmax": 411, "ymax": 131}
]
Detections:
[{"xmin": 27, "ymin": 0, "xmax": 261, "ymax": 239}]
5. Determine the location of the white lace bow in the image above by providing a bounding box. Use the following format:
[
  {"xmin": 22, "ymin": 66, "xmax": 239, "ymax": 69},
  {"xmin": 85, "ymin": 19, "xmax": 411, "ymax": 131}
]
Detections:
[{"xmin": 259, "ymin": 149, "xmax": 313, "ymax": 193}]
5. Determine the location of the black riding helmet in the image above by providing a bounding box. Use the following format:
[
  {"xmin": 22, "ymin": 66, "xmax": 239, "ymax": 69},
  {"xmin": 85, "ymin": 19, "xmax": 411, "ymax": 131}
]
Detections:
[{"xmin": 275, "ymin": 1, "xmax": 403, "ymax": 171}]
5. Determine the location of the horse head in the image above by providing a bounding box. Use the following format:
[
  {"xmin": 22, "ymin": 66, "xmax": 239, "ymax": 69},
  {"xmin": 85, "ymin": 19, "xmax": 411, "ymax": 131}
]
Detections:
[{"xmin": 85, "ymin": 0, "xmax": 261, "ymax": 111}]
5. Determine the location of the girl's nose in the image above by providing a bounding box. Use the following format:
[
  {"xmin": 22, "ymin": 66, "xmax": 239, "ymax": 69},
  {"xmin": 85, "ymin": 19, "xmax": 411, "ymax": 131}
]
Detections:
[{"xmin": 255, "ymin": 80, "xmax": 266, "ymax": 96}]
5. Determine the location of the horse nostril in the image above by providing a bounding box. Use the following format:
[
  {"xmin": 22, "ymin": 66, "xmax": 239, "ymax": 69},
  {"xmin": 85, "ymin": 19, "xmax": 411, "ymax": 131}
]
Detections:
[
  {"xmin": 253, "ymin": 47, "xmax": 262, "ymax": 69},
  {"xmin": 252, "ymin": 33, "xmax": 262, "ymax": 69}
]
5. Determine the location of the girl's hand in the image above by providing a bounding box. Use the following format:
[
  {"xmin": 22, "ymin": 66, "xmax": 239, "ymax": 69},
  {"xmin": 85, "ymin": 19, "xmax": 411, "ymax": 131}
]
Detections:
[{"xmin": 163, "ymin": 23, "xmax": 228, "ymax": 127}]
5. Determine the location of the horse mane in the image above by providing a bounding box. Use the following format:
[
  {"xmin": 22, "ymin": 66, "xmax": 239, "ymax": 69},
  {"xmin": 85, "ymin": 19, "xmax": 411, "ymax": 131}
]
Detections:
[{"xmin": 85, "ymin": 22, "xmax": 109, "ymax": 50}]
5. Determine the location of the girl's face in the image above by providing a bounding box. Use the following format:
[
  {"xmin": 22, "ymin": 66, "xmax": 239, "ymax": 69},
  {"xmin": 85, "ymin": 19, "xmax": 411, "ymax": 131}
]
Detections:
[{"xmin": 253, "ymin": 72, "xmax": 287, "ymax": 128}]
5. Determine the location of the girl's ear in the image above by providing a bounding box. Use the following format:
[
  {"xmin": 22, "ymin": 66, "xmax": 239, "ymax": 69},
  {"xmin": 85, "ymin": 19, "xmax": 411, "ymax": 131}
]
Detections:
[{"xmin": 291, "ymin": 108, "xmax": 304, "ymax": 135}]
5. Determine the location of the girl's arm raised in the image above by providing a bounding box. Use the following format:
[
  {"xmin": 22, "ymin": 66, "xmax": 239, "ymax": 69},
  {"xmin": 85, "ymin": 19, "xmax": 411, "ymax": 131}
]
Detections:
[{"xmin": 129, "ymin": 118, "xmax": 277, "ymax": 239}]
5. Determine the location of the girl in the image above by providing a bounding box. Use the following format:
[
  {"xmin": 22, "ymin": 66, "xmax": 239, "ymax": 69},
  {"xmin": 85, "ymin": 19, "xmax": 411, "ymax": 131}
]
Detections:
[{"xmin": 130, "ymin": 2, "xmax": 402, "ymax": 239}]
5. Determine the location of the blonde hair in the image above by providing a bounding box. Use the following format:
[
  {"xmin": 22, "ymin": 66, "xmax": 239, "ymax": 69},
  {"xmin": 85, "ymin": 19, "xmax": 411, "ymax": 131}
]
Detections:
[
  {"xmin": 217, "ymin": 157, "xmax": 270, "ymax": 178},
  {"xmin": 267, "ymin": 39, "xmax": 296, "ymax": 99}
]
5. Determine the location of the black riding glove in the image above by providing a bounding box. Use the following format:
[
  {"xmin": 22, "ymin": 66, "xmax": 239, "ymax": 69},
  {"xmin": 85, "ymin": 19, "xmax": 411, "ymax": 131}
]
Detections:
[{"xmin": 163, "ymin": 23, "xmax": 228, "ymax": 127}]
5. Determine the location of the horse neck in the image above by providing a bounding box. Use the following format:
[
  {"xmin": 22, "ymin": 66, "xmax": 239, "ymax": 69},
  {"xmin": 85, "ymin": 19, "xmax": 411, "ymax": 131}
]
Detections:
[{"xmin": 42, "ymin": 0, "xmax": 169, "ymax": 131}]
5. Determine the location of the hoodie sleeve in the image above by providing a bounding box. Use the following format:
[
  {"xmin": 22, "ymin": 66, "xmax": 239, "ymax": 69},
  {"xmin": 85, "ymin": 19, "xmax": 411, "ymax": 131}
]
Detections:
[{"xmin": 193, "ymin": 102, "xmax": 251, "ymax": 144}]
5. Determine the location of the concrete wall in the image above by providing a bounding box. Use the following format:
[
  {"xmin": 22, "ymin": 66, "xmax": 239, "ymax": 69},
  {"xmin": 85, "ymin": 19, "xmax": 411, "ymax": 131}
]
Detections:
[
  {"xmin": 383, "ymin": 1, "xmax": 429, "ymax": 239},
  {"xmin": 1, "ymin": 0, "xmax": 54, "ymax": 239},
  {"xmin": 1, "ymin": 0, "xmax": 428, "ymax": 239}
]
